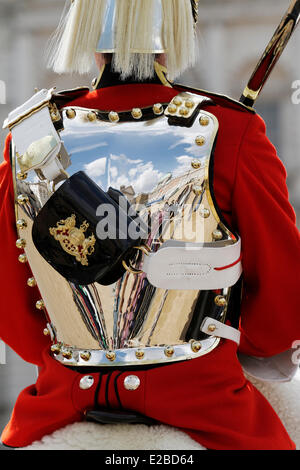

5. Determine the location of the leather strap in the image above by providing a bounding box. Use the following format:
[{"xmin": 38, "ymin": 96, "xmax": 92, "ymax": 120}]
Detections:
[{"xmin": 200, "ymin": 317, "xmax": 241, "ymax": 345}]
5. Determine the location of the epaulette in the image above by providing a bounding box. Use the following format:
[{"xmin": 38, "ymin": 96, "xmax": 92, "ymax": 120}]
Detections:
[
  {"xmin": 173, "ymin": 84, "xmax": 256, "ymax": 115},
  {"xmin": 52, "ymin": 86, "xmax": 90, "ymax": 109}
]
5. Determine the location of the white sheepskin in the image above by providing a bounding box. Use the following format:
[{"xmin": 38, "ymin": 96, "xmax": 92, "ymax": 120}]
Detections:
[{"xmin": 20, "ymin": 372, "xmax": 300, "ymax": 451}]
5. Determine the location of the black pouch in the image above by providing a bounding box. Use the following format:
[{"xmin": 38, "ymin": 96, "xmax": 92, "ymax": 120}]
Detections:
[{"xmin": 32, "ymin": 171, "xmax": 146, "ymax": 286}]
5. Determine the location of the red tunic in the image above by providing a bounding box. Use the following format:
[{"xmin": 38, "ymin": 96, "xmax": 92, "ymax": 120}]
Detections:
[{"xmin": 0, "ymin": 83, "xmax": 299, "ymax": 449}]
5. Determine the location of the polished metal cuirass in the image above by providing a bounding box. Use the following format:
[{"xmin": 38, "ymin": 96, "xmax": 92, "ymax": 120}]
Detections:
[{"xmin": 9, "ymin": 91, "xmax": 241, "ymax": 368}]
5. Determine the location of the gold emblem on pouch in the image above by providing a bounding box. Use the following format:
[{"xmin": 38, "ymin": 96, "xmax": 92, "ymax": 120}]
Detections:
[{"xmin": 49, "ymin": 214, "xmax": 96, "ymax": 266}]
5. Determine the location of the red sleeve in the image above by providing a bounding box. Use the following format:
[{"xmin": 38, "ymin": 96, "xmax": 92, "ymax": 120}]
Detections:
[
  {"xmin": 232, "ymin": 114, "xmax": 300, "ymax": 357},
  {"xmin": 0, "ymin": 135, "xmax": 50, "ymax": 366}
]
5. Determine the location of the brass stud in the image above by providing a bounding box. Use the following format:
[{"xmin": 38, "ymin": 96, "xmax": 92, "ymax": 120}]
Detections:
[
  {"xmin": 66, "ymin": 109, "xmax": 76, "ymax": 120},
  {"xmin": 191, "ymin": 341, "xmax": 202, "ymax": 353},
  {"xmin": 27, "ymin": 277, "xmax": 37, "ymax": 288},
  {"xmin": 80, "ymin": 351, "xmax": 91, "ymax": 362},
  {"xmin": 153, "ymin": 103, "xmax": 164, "ymax": 115},
  {"xmin": 43, "ymin": 328, "xmax": 50, "ymax": 336},
  {"xmin": 212, "ymin": 229, "xmax": 223, "ymax": 241},
  {"xmin": 167, "ymin": 104, "xmax": 177, "ymax": 114},
  {"xmin": 208, "ymin": 324, "xmax": 217, "ymax": 333},
  {"xmin": 131, "ymin": 108, "xmax": 142, "ymax": 120},
  {"xmin": 106, "ymin": 351, "xmax": 116, "ymax": 362},
  {"xmin": 215, "ymin": 295, "xmax": 227, "ymax": 308},
  {"xmin": 36, "ymin": 300, "xmax": 45, "ymax": 310},
  {"xmin": 200, "ymin": 116, "xmax": 210, "ymax": 126},
  {"xmin": 135, "ymin": 349, "xmax": 145, "ymax": 360},
  {"xmin": 173, "ymin": 96, "xmax": 182, "ymax": 106},
  {"xmin": 195, "ymin": 136, "xmax": 206, "ymax": 147},
  {"xmin": 108, "ymin": 111, "xmax": 120, "ymax": 123},
  {"xmin": 51, "ymin": 344, "xmax": 61, "ymax": 355},
  {"xmin": 200, "ymin": 208, "xmax": 211, "ymax": 219},
  {"xmin": 62, "ymin": 349, "xmax": 73, "ymax": 360},
  {"xmin": 18, "ymin": 254, "xmax": 27, "ymax": 264},
  {"xmin": 17, "ymin": 172, "xmax": 28, "ymax": 181},
  {"xmin": 164, "ymin": 346, "xmax": 175, "ymax": 358},
  {"xmin": 17, "ymin": 194, "xmax": 29, "ymax": 205},
  {"xmin": 185, "ymin": 99, "xmax": 194, "ymax": 108},
  {"xmin": 16, "ymin": 238, "xmax": 26, "ymax": 249},
  {"xmin": 16, "ymin": 219, "xmax": 27, "ymax": 230},
  {"xmin": 191, "ymin": 159, "xmax": 202, "ymax": 170},
  {"xmin": 87, "ymin": 111, "xmax": 97, "ymax": 122}
]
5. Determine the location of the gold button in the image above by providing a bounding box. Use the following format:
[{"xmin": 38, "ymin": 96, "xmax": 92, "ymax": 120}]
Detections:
[
  {"xmin": 36, "ymin": 300, "xmax": 45, "ymax": 310},
  {"xmin": 16, "ymin": 238, "xmax": 26, "ymax": 249},
  {"xmin": 191, "ymin": 341, "xmax": 202, "ymax": 353},
  {"xmin": 131, "ymin": 108, "xmax": 142, "ymax": 120},
  {"xmin": 191, "ymin": 159, "xmax": 201, "ymax": 170},
  {"xmin": 195, "ymin": 136, "xmax": 206, "ymax": 146},
  {"xmin": 173, "ymin": 97, "xmax": 182, "ymax": 106},
  {"xmin": 66, "ymin": 109, "xmax": 76, "ymax": 119},
  {"xmin": 17, "ymin": 172, "xmax": 28, "ymax": 181},
  {"xmin": 164, "ymin": 346, "xmax": 174, "ymax": 357},
  {"xmin": 215, "ymin": 295, "xmax": 227, "ymax": 307},
  {"xmin": 200, "ymin": 116, "xmax": 210, "ymax": 126},
  {"xmin": 200, "ymin": 208, "xmax": 210, "ymax": 219},
  {"xmin": 62, "ymin": 349, "xmax": 73, "ymax": 360},
  {"xmin": 43, "ymin": 328, "xmax": 50, "ymax": 336},
  {"xmin": 87, "ymin": 111, "xmax": 97, "ymax": 122},
  {"xmin": 153, "ymin": 103, "xmax": 163, "ymax": 115},
  {"xmin": 212, "ymin": 229, "xmax": 223, "ymax": 241},
  {"xmin": 179, "ymin": 107, "xmax": 189, "ymax": 116},
  {"xmin": 17, "ymin": 195, "xmax": 29, "ymax": 205},
  {"xmin": 185, "ymin": 99, "xmax": 194, "ymax": 108},
  {"xmin": 135, "ymin": 349, "xmax": 145, "ymax": 360},
  {"xmin": 18, "ymin": 254, "xmax": 27, "ymax": 264},
  {"xmin": 106, "ymin": 351, "xmax": 116, "ymax": 362},
  {"xmin": 108, "ymin": 111, "xmax": 120, "ymax": 123},
  {"xmin": 17, "ymin": 219, "xmax": 27, "ymax": 230},
  {"xmin": 27, "ymin": 277, "xmax": 37, "ymax": 288},
  {"xmin": 80, "ymin": 351, "xmax": 91, "ymax": 362}
]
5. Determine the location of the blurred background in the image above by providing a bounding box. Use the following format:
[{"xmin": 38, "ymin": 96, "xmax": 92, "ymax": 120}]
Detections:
[{"xmin": 0, "ymin": 0, "xmax": 299, "ymax": 440}]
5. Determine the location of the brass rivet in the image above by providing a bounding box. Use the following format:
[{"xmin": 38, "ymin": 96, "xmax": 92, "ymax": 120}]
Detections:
[
  {"xmin": 173, "ymin": 97, "xmax": 182, "ymax": 106},
  {"xmin": 131, "ymin": 108, "xmax": 142, "ymax": 120},
  {"xmin": 16, "ymin": 238, "xmax": 26, "ymax": 249},
  {"xmin": 17, "ymin": 172, "xmax": 28, "ymax": 181},
  {"xmin": 200, "ymin": 208, "xmax": 210, "ymax": 219},
  {"xmin": 185, "ymin": 99, "xmax": 194, "ymax": 109},
  {"xmin": 66, "ymin": 109, "xmax": 76, "ymax": 119},
  {"xmin": 17, "ymin": 219, "xmax": 27, "ymax": 230},
  {"xmin": 17, "ymin": 194, "xmax": 29, "ymax": 205},
  {"xmin": 191, "ymin": 341, "xmax": 202, "ymax": 353},
  {"xmin": 108, "ymin": 111, "xmax": 120, "ymax": 123},
  {"xmin": 208, "ymin": 324, "xmax": 217, "ymax": 333},
  {"xmin": 200, "ymin": 116, "xmax": 210, "ymax": 126},
  {"xmin": 87, "ymin": 111, "xmax": 97, "ymax": 122},
  {"xmin": 27, "ymin": 277, "xmax": 37, "ymax": 288},
  {"xmin": 18, "ymin": 254, "xmax": 27, "ymax": 264},
  {"xmin": 215, "ymin": 295, "xmax": 227, "ymax": 307},
  {"xmin": 167, "ymin": 104, "xmax": 177, "ymax": 114},
  {"xmin": 80, "ymin": 351, "xmax": 91, "ymax": 362},
  {"xmin": 135, "ymin": 349, "xmax": 145, "ymax": 360},
  {"xmin": 212, "ymin": 229, "xmax": 223, "ymax": 241},
  {"xmin": 195, "ymin": 136, "xmax": 206, "ymax": 146},
  {"xmin": 43, "ymin": 328, "xmax": 50, "ymax": 336},
  {"xmin": 191, "ymin": 159, "xmax": 201, "ymax": 170},
  {"xmin": 62, "ymin": 349, "xmax": 73, "ymax": 360},
  {"xmin": 36, "ymin": 300, "xmax": 45, "ymax": 310},
  {"xmin": 51, "ymin": 344, "xmax": 61, "ymax": 355},
  {"xmin": 153, "ymin": 103, "xmax": 164, "ymax": 115},
  {"xmin": 164, "ymin": 346, "xmax": 174, "ymax": 358},
  {"xmin": 106, "ymin": 351, "xmax": 116, "ymax": 362}
]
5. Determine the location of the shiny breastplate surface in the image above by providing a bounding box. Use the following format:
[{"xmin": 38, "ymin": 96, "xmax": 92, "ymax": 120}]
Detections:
[{"xmin": 13, "ymin": 94, "xmax": 238, "ymax": 368}]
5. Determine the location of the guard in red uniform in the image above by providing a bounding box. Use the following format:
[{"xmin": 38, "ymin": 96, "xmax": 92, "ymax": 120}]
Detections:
[{"xmin": 0, "ymin": 0, "xmax": 299, "ymax": 450}]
